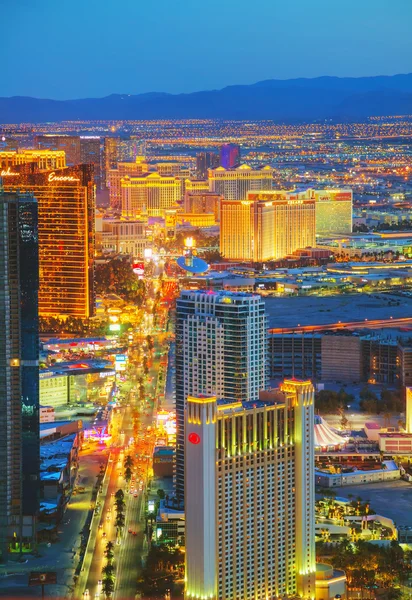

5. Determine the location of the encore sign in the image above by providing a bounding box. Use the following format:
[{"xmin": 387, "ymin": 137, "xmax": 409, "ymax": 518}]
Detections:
[{"xmin": 48, "ymin": 172, "xmax": 80, "ymax": 183}]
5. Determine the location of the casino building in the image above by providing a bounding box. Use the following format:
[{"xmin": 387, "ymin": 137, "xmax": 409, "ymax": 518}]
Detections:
[
  {"xmin": 1, "ymin": 163, "xmax": 95, "ymax": 318},
  {"xmin": 0, "ymin": 149, "xmax": 66, "ymax": 170},
  {"xmin": 121, "ymin": 171, "xmax": 181, "ymax": 217},
  {"xmin": 208, "ymin": 164, "xmax": 273, "ymax": 201},
  {"xmin": 220, "ymin": 191, "xmax": 316, "ymax": 262},
  {"xmin": 185, "ymin": 380, "xmax": 316, "ymax": 600}
]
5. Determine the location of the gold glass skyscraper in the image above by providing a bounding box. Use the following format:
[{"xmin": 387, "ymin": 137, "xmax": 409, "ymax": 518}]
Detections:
[{"xmin": 2, "ymin": 163, "xmax": 95, "ymax": 318}]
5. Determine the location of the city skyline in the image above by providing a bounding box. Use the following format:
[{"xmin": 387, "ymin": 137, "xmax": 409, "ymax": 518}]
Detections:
[
  {"xmin": 0, "ymin": 0, "xmax": 411, "ymax": 589},
  {"xmin": 0, "ymin": 116, "xmax": 411, "ymax": 598}
]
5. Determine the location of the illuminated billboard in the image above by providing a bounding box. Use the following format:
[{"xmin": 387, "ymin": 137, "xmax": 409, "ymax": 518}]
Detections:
[{"xmin": 115, "ymin": 354, "xmax": 127, "ymax": 372}]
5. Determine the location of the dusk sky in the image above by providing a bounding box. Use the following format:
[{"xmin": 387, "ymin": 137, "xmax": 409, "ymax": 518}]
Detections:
[{"xmin": 1, "ymin": 0, "xmax": 411, "ymax": 99}]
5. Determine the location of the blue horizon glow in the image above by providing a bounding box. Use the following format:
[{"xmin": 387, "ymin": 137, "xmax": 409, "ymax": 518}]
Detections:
[{"xmin": 1, "ymin": 0, "xmax": 411, "ymax": 100}]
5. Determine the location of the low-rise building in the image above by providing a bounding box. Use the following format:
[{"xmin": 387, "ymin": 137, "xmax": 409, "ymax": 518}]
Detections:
[
  {"xmin": 315, "ymin": 563, "xmax": 347, "ymax": 600},
  {"xmin": 315, "ymin": 460, "xmax": 400, "ymax": 487},
  {"xmin": 321, "ymin": 335, "xmax": 362, "ymax": 383},
  {"xmin": 40, "ymin": 359, "xmax": 115, "ymax": 408},
  {"xmin": 317, "ymin": 232, "xmax": 412, "ymax": 259},
  {"xmin": 364, "ymin": 422, "xmax": 382, "ymax": 441},
  {"xmin": 153, "ymin": 446, "xmax": 174, "ymax": 478},
  {"xmin": 176, "ymin": 213, "xmax": 216, "ymax": 227},
  {"xmin": 101, "ymin": 218, "xmax": 147, "ymax": 257},
  {"xmin": 268, "ymin": 329, "xmax": 405, "ymax": 385},
  {"xmin": 156, "ymin": 502, "xmax": 185, "ymax": 545},
  {"xmin": 379, "ymin": 433, "xmax": 412, "ymax": 454},
  {"xmin": 181, "ymin": 272, "xmax": 256, "ymax": 293},
  {"xmin": 39, "ymin": 430, "xmax": 81, "ymax": 529},
  {"xmin": 268, "ymin": 333, "xmax": 322, "ymax": 381},
  {"xmin": 40, "ymin": 406, "xmax": 55, "ymax": 424}
]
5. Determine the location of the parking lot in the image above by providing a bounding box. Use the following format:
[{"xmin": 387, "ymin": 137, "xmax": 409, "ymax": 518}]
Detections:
[
  {"xmin": 337, "ymin": 479, "xmax": 412, "ymax": 527},
  {"xmin": 265, "ymin": 293, "xmax": 412, "ymax": 329}
]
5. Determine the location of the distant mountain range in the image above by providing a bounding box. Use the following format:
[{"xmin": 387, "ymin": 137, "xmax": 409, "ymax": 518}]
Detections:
[{"xmin": 1, "ymin": 74, "xmax": 412, "ymax": 123}]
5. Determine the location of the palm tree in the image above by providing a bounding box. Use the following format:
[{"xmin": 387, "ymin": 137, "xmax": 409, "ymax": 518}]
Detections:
[
  {"xmin": 102, "ymin": 577, "xmax": 114, "ymax": 598},
  {"xmin": 125, "ymin": 466, "xmax": 132, "ymax": 483},
  {"xmin": 115, "ymin": 496, "xmax": 125, "ymax": 513},
  {"xmin": 115, "ymin": 512, "xmax": 125, "ymax": 530},
  {"xmin": 102, "ymin": 563, "xmax": 115, "ymax": 579},
  {"xmin": 105, "ymin": 540, "xmax": 114, "ymax": 561},
  {"xmin": 114, "ymin": 489, "xmax": 124, "ymax": 501},
  {"xmin": 124, "ymin": 455, "xmax": 133, "ymax": 469}
]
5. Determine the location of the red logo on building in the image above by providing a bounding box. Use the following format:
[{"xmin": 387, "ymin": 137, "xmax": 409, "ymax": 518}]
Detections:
[{"xmin": 188, "ymin": 432, "xmax": 201, "ymax": 445}]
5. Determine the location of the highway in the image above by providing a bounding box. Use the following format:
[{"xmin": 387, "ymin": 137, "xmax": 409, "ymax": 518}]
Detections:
[
  {"xmin": 75, "ymin": 409, "xmax": 126, "ymax": 599},
  {"xmin": 75, "ymin": 393, "xmax": 158, "ymax": 599},
  {"xmin": 269, "ymin": 316, "xmax": 412, "ymax": 335},
  {"xmin": 74, "ymin": 294, "xmax": 170, "ymax": 600}
]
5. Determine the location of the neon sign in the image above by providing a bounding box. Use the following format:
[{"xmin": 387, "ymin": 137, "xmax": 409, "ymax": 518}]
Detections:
[
  {"xmin": 48, "ymin": 172, "xmax": 80, "ymax": 183},
  {"xmin": 0, "ymin": 167, "xmax": 19, "ymax": 177}
]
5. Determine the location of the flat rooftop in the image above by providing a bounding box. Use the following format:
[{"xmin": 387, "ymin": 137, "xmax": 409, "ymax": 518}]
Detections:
[{"xmin": 380, "ymin": 433, "xmax": 412, "ymax": 438}]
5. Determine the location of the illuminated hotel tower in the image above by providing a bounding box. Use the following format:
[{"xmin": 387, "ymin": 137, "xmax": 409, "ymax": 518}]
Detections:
[
  {"xmin": 208, "ymin": 164, "xmax": 273, "ymax": 200},
  {"xmin": 175, "ymin": 290, "xmax": 267, "ymax": 500},
  {"xmin": 196, "ymin": 151, "xmax": 219, "ymax": 179},
  {"xmin": 0, "ymin": 189, "xmax": 39, "ymax": 558},
  {"xmin": 220, "ymin": 191, "xmax": 316, "ymax": 261},
  {"xmin": 121, "ymin": 171, "xmax": 181, "ymax": 217},
  {"xmin": 108, "ymin": 157, "xmax": 149, "ymax": 210},
  {"xmin": 1, "ymin": 164, "xmax": 95, "ymax": 318},
  {"xmin": 0, "ymin": 149, "xmax": 66, "ymax": 170},
  {"xmin": 219, "ymin": 143, "xmax": 241, "ymax": 169},
  {"xmin": 185, "ymin": 380, "xmax": 316, "ymax": 600},
  {"xmin": 269, "ymin": 188, "xmax": 353, "ymax": 235},
  {"xmin": 249, "ymin": 190, "xmax": 316, "ymax": 259},
  {"xmin": 220, "ymin": 198, "xmax": 275, "ymax": 262}
]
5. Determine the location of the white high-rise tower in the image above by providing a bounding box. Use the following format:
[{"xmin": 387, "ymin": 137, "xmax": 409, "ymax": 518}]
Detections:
[
  {"xmin": 185, "ymin": 380, "xmax": 316, "ymax": 600},
  {"xmin": 175, "ymin": 290, "xmax": 267, "ymax": 500}
]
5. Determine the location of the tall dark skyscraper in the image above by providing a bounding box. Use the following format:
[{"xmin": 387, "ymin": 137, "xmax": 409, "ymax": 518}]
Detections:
[
  {"xmin": 196, "ymin": 151, "xmax": 219, "ymax": 179},
  {"xmin": 80, "ymin": 136, "xmax": 103, "ymax": 190},
  {"xmin": 219, "ymin": 143, "xmax": 241, "ymax": 169},
  {"xmin": 103, "ymin": 137, "xmax": 142, "ymax": 189},
  {"xmin": 175, "ymin": 290, "xmax": 267, "ymax": 501},
  {"xmin": 0, "ymin": 187, "xmax": 39, "ymax": 558},
  {"xmin": 35, "ymin": 134, "xmax": 81, "ymax": 166}
]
